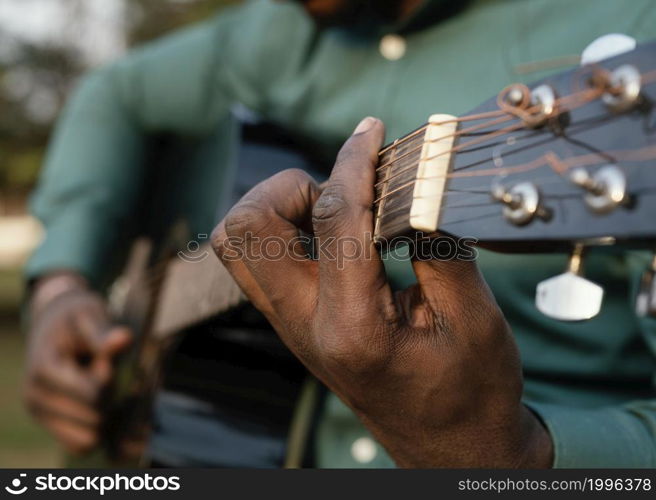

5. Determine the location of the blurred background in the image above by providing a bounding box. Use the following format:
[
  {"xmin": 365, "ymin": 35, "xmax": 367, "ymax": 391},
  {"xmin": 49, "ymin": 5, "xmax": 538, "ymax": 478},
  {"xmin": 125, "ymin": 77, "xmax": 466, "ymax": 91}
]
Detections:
[{"xmin": 0, "ymin": 0, "xmax": 238, "ymax": 467}]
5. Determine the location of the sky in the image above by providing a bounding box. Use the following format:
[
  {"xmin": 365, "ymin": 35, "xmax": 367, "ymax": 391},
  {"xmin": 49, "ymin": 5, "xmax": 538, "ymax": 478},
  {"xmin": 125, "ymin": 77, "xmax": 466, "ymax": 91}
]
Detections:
[{"xmin": 0, "ymin": 0, "xmax": 128, "ymax": 65}]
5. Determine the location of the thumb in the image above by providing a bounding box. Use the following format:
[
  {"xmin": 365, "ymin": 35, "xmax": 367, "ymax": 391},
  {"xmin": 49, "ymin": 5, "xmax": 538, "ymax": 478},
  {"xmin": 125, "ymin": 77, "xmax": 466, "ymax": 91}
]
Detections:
[
  {"xmin": 100, "ymin": 326, "xmax": 133, "ymax": 358},
  {"xmin": 92, "ymin": 327, "xmax": 133, "ymax": 386}
]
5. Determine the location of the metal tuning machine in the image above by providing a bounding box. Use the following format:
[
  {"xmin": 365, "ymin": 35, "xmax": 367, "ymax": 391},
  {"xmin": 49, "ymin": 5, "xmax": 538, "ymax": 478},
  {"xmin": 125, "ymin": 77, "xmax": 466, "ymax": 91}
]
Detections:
[
  {"xmin": 636, "ymin": 254, "xmax": 656, "ymax": 318},
  {"xmin": 504, "ymin": 84, "xmax": 566, "ymax": 131},
  {"xmin": 601, "ymin": 64, "xmax": 643, "ymax": 113},
  {"xmin": 581, "ymin": 34, "xmax": 642, "ymax": 113},
  {"xmin": 491, "ymin": 181, "xmax": 552, "ymax": 226},
  {"xmin": 536, "ymin": 243, "xmax": 604, "ymax": 321},
  {"xmin": 569, "ymin": 165, "xmax": 629, "ymax": 214}
]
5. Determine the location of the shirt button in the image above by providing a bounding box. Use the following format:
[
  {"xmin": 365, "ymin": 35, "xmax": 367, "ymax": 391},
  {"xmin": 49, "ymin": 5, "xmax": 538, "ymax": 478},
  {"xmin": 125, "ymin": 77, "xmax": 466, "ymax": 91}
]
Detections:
[
  {"xmin": 351, "ymin": 437, "xmax": 378, "ymax": 464},
  {"xmin": 379, "ymin": 34, "xmax": 406, "ymax": 61}
]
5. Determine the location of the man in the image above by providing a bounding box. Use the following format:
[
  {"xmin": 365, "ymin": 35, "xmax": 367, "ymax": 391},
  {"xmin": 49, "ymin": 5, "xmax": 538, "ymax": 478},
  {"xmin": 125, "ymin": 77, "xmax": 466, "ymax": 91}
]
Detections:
[{"xmin": 25, "ymin": 0, "xmax": 656, "ymax": 467}]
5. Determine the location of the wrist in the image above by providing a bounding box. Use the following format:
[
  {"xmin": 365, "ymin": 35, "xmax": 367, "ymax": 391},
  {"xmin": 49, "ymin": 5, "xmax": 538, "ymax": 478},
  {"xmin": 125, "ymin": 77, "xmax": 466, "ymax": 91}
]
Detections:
[{"xmin": 514, "ymin": 404, "xmax": 554, "ymax": 468}]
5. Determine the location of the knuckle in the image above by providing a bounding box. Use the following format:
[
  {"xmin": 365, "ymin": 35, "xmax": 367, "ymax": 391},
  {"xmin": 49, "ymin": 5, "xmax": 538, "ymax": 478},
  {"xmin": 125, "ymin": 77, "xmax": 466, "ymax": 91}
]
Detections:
[
  {"xmin": 312, "ymin": 186, "xmax": 350, "ymax": 235},
  {"xmin": 224, "ymin": 200, "xmax": 270, "ymax": 240},
  {"xmin": 324, "ymin": 342, "xmax": 387, "ymax": 375},
  {"xmin": 210, "ymin": 225, "xmax": 227, "ymax": 259},
  {"xmin": 275, "ymin": 168, "xmax": 312, "ymax": 186}
]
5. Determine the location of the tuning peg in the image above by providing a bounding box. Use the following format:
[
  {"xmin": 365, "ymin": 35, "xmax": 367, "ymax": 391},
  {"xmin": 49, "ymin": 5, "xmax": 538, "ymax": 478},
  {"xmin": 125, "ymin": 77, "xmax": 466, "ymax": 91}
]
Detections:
[
  {"xmin": 569, "ymin": 165, "xmax": 628, "ymax": 214},
  {"xmin": 581, "ymin": 33, "xmax": 636, "ymax": 65},
  {"xmin": 535, "ymin": 244, "xmax": 604, "ymax": 321},
  {"xmin": 491, "ymin": 181, "xmax": 552, "ymax": 226},
  {"xmin": 636, "ymin": 255, "xmax": 656, "ymax": 318},
  {"xmin": 580, "ymin": 35, "xmax": 642, "ymax": 113}
]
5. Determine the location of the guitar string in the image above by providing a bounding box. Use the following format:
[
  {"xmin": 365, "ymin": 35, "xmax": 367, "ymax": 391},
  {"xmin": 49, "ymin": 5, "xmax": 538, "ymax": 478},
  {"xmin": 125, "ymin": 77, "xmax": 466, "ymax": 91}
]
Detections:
[
  {"xmin": 377, "ymin": 109, "xmax": 510, "ymax": 157},
  {"xmin": 372, "ymin": 103, "xmax": 598, "ymax": 220},
  {"xmin": 374, "ymin": 141, "xmax": 656, "ymax": 214},
  {"xmin": 372, "ymin": 74, "xmax": 656, "ymax": 207},
  {"xmin": 375, "ymin": 66, "xmax": 656, "ymax": 195},
  {"xmin": 401, "ymin": 146, "xmax": 656, "ymax": 226},
  {"xmin": 373, "ymin": 83, "xmax": 606, "ymax": 192},
  {"xmin": 374, "ymin": 102, "xmax": 656, "ymax": 227},
  {"xmin": 379, "ymin": 81, "xmax": 609, "ymax": 173},
  {"xmin": 373, "ymin": 76, "xmax": 603, "ymax": 160}
]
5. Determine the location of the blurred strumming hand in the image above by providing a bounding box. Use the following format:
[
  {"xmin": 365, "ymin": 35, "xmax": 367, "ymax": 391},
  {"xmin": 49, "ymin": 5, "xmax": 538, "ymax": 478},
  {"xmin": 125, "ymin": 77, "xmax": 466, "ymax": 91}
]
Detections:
[{"xmin": 24, "ymin": 273, "xmax": 131, "ymax": 455}]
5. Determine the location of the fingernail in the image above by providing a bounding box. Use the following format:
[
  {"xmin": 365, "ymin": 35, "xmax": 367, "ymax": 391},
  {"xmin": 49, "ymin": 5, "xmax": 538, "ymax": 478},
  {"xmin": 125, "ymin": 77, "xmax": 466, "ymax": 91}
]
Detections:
[{"xmin": 353, "ymin": 116, "xmax": 377, "ymax": 135}]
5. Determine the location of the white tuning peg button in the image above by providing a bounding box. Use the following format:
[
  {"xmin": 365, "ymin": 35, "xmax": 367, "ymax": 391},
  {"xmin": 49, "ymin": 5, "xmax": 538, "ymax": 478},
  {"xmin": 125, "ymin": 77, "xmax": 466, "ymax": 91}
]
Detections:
[
  {"xmin": 535, "ymin": 244, "xmax": 604, "ymax": 321},
  {"xmin": 581, "ymin": 33, "xmax": 636, "ymax": 65}
]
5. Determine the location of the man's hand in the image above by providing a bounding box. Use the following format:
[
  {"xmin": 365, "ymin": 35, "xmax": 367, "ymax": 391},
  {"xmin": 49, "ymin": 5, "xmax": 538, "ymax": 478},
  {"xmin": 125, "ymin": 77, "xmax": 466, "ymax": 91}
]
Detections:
[
  {"xmin": 24, "ymin": 273, "xmax": 132, "ymax": 455},
  {"xmin": 211, "ymin": 117, "xmax": 553, "ymax": 468}
]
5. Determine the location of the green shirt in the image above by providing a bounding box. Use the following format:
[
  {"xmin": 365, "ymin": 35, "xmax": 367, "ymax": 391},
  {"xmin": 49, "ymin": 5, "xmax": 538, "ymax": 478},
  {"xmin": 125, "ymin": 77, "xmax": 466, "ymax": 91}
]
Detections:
[{"xmin": 27, "ymin": 0, "xmax": 656, "ymax": 467}]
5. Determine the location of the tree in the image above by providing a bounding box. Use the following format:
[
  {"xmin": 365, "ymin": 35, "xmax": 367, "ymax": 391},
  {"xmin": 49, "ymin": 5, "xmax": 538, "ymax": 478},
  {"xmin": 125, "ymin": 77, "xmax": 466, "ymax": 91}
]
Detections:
[{"xmin": 0, "ymin": 0, "xmax": 239, "ymax": 212}]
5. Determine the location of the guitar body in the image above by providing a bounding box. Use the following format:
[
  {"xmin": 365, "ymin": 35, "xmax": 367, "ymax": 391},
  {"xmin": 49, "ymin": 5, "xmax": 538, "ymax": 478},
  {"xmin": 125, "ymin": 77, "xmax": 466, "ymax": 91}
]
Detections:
[{"xmin": 100, "ymin": 121, "xmax": 328, "ymax": 465}]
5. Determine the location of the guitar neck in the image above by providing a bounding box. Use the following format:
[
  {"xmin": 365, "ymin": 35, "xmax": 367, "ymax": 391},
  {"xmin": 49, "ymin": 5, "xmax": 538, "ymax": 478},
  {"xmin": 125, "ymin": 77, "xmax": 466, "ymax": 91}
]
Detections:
[{"xmin": 373, "ymin": 115, "xmax": 458, "ymax": 241}]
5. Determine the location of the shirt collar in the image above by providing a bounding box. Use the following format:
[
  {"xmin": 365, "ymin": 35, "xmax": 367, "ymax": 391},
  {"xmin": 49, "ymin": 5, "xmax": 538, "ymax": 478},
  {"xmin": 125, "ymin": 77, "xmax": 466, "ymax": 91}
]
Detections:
[
  {"xmin": 336, "ymin": 0, "xmax": 473, "ymax": 39},
  {"xmin": 397, "ymin": 0, "xmax": 473, "ymax": 34}
]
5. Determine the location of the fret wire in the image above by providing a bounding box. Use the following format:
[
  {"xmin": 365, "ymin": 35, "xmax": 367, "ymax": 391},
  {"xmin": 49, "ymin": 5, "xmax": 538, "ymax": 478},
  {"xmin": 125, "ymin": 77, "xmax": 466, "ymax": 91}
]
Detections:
[
  {"xmin": 375, "ymin": 160, "xmax": 421, "ymax": 200},
  {"xmin": 378, "ymin": 135, "xmax": 425, "ymax": 168},
  {"xmin": 373, "ymin": 179, "xmax": 416, "ymax": 204},
  {"xmin": 380, "ymin": 132, "xmax": 426, "ymax": 164},
  {"xmin": 374, "ymin": 139, "xmax": 400, "ymax": 239},
  {"xmin": 374, "ymin": 201, "xmax": 414, "ymax": 223},
  {"xmin": 380, "ymin": 151, "xmax": 423, "ymax": 177},
  {"xmin": 375, "ymin": 144, "xmax": 422, "ymax": 186},
  {"xmin": 378, "ymin": 124, "xmax": 428, "ymax": 156}
]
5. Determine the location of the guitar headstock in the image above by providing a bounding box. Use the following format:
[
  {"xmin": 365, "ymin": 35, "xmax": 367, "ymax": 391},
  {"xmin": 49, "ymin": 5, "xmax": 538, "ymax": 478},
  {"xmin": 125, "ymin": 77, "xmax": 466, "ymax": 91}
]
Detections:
[{"xmin": 373, "ymin": 40, "xmax": 656, "ymax": 252}]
